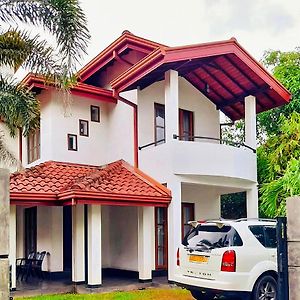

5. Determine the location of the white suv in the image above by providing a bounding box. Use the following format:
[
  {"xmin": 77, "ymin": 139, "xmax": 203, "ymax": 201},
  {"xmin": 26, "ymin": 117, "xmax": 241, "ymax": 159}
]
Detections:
[{"xmin": 174, "ymin": 219, "xmax": 277, "ymax": 300}]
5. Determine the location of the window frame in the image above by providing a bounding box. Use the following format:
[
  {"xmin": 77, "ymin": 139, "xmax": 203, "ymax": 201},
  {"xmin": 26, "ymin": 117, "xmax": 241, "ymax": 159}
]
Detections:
[
  {"xmin": 67, "ymin": 134, "xmax": 78, "ymax": 151},
  {"xmin": 179, "ymin": 108, "xmax": 194, "ymax": 141},
  {"xmin": 79, "ymin": 119, "xmax": 89, "ymax": 137},
  {"xmin": 90, "ymin": 105, "xmax": 100, "ymax": 123},
  {"xmin": 27, "ymin": 128, "xmax": 41, "ymax": 164},
  {"xmin": 154, "ymin": 103, "xmax": 166, "ymax": 145},
  {"xmin": 181, "ymin": 202, "xmax": 195, "ymax": 239}
]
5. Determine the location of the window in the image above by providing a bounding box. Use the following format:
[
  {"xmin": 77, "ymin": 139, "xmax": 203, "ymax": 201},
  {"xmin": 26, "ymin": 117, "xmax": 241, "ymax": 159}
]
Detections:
[
  {"xmin": 249, "ymin": 225, "xmax": 277, "ymax": 248},
  {"xmin": 68, "ymin": 134, "xmax": 78, "ymax": 151},
  {"xmin": 154, "ymin": 103, "xmax": 165, "ymax": 145},
  {"xmin": 79, "ymin": 120, "xmax": 89, "ymax": 137},
  {"xmin": 155, "ymin": 207, "xmax": 168, "ymax": 269},
  {"xmin": 182, "ymin": 203, "xmax": 195, "ymax": 239},
  {"xmin": 91, "ymin": 105, "xmax": 100, "ymax": 122},
  {"xmin": 179, "ymin": 109, "xmax": 194, "ymax": 141},
  {"xmin": 28, "ymin": 128, "xmax": 40, "ymax": 164}
]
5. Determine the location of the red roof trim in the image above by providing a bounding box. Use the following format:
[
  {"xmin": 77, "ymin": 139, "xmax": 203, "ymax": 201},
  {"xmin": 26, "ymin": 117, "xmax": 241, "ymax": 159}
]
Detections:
[
  {"xmin": 22, "ymin": 74, "xmax": 117, "ymax": 104},
  {"xmin": 111, "ymin": 38, "xmax": 291, "ymax": 103},
  {"xmin": 77, "ymin": 31, "xmax": 164, "ymax": 82}
]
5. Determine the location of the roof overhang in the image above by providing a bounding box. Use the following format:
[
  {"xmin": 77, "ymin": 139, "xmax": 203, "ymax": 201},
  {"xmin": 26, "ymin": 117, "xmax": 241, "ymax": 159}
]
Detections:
[
  {"xmin": 111, "ymin": 38, "xmax": 291, "ymax": 121},
  {"xmin": 22, "ymin": 73, "xmax": 117, "ymax": 104}
]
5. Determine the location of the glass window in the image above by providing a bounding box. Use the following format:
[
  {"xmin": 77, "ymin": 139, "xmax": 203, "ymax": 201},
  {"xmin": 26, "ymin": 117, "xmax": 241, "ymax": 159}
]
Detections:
[
  {"xmin": 79, "ymin": 120, "xmax": 89, "ymax": 137},
  {"xmin": 249, "ymin": 226, "xmax": 266, "ymax": 246},
  {"xmin": 179, "ymin": 109, "xmax": 194, "ymax": 141},
  {"xmin": 183, "ymin": 225, "xmax": 243, "ymax": 251},
  {"xmin": 264, "ymin": 226, "xmax": 277, "ymax": 248},
  {"xmin": 91, "ymin": 105, "xmax": 100, "ymax": 122},
  {"xmin": 28, "ymin": 128, "xmax": 40, "ymax": 164},
  {"xmin": 154, "ymin": 103, "xmax": 165, "ymax": 145},
  {"xmin": 68, "ymin": 134, "xmax": 78, "ymax": 151},
  {"xmin": 182, "ymin": 203, "xmax": 195, "ymax": 239}
]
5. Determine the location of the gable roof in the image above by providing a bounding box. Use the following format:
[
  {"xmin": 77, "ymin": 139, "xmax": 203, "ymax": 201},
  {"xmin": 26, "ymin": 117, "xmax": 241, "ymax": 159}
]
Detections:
[
  {"xmin": 77, "ymin": 30, "xmax": 165, "ymax": 83},
  {"xmin": 10, "ymin": 160, "xmax": 171, "ymax": 207},
  {"xmin": 110, "ymin": 38, "xmax": 291, "ymax": 121}
]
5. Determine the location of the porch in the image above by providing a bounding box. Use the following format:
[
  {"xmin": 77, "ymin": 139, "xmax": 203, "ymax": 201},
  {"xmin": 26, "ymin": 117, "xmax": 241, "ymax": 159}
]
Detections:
[{"xmin": 9, "ymin": 160, "xmax": 171, "ymax": 291}]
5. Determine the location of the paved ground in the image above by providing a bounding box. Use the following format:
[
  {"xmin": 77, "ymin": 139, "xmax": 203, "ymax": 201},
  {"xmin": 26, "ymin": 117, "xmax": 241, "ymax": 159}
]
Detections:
[{"xmin": 12, "ymin": 275, "xmax": 173, "ymax": 298}]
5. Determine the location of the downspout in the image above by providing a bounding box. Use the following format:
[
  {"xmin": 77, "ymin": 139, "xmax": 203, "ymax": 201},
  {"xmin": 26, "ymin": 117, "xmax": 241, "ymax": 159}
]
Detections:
[{"xmin": 116, "ymin": 94, "xmax": 139, "ymax": 168}]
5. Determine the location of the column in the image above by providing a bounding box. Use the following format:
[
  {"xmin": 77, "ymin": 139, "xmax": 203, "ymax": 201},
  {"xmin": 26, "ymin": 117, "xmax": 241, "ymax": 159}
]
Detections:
[
  {"xmin": 9, "ymin": 205, "xmax": 16, "ymax": 290},
  {"xmin": 167, "ymin": 179, "xmax": 181, "ymax": 282},
  {"xmin": 245, "ymin": 95, "xmax": 257, "ymax": 149},
  {"xmin": 138, "ymin": 206, "xmax": 154, "ymax": 282},
  {"xmin": 247, "ymin": 185, "xmax": 259, "ymax": 218},
  {"xmin": 72, "ymin": 205, "xmax": 85, "ymax": 284},
  {"xmin": 87, "ymin": 205, "xmax": 102, "ymax": 287},
  {"xmin": 165, "ymin": 70, "xmax": 179, "ymax": 142}
]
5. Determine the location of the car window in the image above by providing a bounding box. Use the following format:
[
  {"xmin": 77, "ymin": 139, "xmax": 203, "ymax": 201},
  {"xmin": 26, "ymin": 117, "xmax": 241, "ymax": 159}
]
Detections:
[
  {"xmin": 182, "ymin": 225, "xmax": 243, "ymax": 252},
  {"xmin": 249, "ymin": 225, "xmax": 277, "ymax": 248}
]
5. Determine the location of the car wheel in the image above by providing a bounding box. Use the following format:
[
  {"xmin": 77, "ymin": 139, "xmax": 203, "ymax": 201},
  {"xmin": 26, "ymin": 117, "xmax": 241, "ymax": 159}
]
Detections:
[
  {"xmin": 252, "ymin": 275, "xmax": 277, "ymax": 300},
  {"xmin": 190, "ymin": 289, "xmax": 214, "ymax": 300}
]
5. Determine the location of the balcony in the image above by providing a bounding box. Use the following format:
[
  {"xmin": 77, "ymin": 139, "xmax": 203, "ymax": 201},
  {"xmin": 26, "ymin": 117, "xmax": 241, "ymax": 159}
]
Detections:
[{"xmin": 138, "ymin": 136, "xmax": 257, "ymax": 183}]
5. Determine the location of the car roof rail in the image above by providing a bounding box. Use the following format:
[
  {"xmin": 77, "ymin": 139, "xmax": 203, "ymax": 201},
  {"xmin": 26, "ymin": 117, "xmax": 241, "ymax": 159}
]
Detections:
[{"xmin": 234, "ymin": 218, "xmax": 276, "ymax": 223}]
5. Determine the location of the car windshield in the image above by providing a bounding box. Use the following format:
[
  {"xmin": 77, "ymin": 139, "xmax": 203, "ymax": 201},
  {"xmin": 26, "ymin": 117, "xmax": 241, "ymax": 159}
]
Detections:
[{"xmin": 182, "ymin": 224, "xmax": 243, "ymax": 252}]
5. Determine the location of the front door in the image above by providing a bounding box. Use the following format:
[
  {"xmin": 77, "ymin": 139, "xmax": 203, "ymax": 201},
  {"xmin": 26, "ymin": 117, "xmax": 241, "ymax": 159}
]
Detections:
[
  {"xmin": 155, "ymin": 207, "xmax": 168, "ymax": 270},
  {"xmin": 25, "ymin": 207, "xmax": 37, "ymax": 257}
]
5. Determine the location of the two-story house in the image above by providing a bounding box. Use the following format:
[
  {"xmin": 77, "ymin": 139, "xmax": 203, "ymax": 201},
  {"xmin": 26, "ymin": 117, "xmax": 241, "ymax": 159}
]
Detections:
[{"xmin": 6, "ymin": 31, "xmax": 291, "ymax": 290}]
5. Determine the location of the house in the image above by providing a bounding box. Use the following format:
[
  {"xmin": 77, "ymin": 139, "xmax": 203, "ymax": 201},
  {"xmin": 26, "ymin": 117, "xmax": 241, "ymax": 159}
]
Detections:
[{"xmin": 4, "ymin": 31, "xmax": 291, "ymax": 290}]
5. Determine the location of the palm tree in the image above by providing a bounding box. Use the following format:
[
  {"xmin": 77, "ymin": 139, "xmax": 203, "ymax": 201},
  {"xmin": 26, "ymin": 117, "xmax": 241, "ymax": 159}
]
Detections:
[{"xmin": 0, "ymin": 0, "xmax": 90, "ymax": 166}]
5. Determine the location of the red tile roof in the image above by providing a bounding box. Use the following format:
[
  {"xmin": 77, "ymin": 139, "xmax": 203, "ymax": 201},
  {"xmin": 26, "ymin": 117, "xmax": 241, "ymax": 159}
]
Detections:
[{"xmin": 10, "ymin": 160, "xmax": 171, "ymax": 207}]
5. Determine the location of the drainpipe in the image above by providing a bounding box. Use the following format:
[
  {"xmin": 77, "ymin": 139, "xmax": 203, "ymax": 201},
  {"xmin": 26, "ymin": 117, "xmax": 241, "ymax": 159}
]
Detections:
[{"xmin": 116, "ymin": 94, "xmax": 139, "ymax": 168}]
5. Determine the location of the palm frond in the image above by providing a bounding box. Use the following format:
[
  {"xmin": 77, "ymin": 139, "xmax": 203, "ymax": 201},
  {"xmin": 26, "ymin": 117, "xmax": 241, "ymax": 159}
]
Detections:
[
  {"xmin": 0, "ymin": 75, "xmax": 40, "ymax": 137},
  {"xmin": 0, "ymin": 130, "xmax": 19, "ymax": 166},
  {"xmin": 0, "ymin": 0, "xmax": 90, "ymax": 73}
]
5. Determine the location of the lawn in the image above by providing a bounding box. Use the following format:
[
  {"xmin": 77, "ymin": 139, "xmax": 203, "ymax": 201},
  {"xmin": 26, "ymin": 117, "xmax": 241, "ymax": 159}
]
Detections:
[{"xmin": 17, "ymin": 289, "xmax": 193, "ymax": 300}]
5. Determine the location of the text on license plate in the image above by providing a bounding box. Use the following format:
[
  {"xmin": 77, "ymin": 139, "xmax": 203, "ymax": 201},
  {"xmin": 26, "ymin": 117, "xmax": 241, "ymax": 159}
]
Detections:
[{"xmin": 189, "ymin": 255, "xmax": 209, "ymax": 263}]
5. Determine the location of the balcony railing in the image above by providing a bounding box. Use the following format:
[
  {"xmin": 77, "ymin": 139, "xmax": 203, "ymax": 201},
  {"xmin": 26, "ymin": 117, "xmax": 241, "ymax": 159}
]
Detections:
[{"xmin": 138, "ymin": 135, "xmax": 255, "ymax": 153}]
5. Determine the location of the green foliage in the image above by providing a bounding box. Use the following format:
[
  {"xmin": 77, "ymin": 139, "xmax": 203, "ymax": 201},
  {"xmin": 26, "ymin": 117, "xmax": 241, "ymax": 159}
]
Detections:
[
  {"xmin": 259, "ymin": 112, "xmax": 300, "ymax": 217},
  {"xmin": 221, "ymin": 192, "xmax": 246, "ymax": 219},
  {"xmin": 258, "ymin": 49, "xmax": 300, "ymax": 137}
]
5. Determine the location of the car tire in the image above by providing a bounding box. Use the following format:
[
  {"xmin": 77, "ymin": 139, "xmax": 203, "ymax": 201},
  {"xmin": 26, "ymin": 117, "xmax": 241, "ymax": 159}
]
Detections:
[
  {"xmin": 189, "ymin": 290, "xmax": 214, "ymax": 300},
  {"xmin": 252, "ymin": 275, "xmax": 277, "ymax": 300}
]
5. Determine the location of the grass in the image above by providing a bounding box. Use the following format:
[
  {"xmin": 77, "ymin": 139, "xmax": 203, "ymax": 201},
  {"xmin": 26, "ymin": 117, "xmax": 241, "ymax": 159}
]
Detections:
[{"xmin": 17, "ymin": 289, "xmax": 193, "ymax": 300}]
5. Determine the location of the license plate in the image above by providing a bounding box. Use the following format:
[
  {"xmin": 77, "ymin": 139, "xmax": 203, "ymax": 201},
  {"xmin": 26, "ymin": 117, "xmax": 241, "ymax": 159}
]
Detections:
[{"xmin": 189, "ymin": 255, "xmax": 209, "ymax": 263}]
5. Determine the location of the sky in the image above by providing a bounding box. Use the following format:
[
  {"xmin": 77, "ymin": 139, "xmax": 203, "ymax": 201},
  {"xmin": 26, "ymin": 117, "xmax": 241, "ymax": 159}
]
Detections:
[{"xmin": 79, "ymin": 0, "xmax": 300, "ymax": 66}]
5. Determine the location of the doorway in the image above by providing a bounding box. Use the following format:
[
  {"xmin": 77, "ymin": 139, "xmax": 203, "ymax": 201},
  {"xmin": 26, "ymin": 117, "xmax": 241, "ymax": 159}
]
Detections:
[
  {"xmin": 63, "ymin": 206, "xmax": 72, "ymax": 272},
  {"xmin": 155, "ymin": 207, "xmax": 168, "ymax": 270},
  {"xmin": 25, "ymin": 207, "xmax": 37, "ymax": 257}
]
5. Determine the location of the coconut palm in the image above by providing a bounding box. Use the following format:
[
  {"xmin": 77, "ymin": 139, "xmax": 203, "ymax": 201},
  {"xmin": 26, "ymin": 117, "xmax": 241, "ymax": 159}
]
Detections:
[{"xmin": 0, "ymin": 0, "xmax": 90, "ymax": 165}]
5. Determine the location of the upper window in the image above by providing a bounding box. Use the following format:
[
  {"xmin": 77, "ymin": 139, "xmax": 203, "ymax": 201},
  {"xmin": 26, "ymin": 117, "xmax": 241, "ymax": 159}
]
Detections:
[
  {"xmin": 91, "ymin": 105, "xmax": 100, "ymax": 122},
  {"xmin": 68, "ymin": 134, "xmax": 78, "ymax": 151},
  {"xmin": 154, "ymin": 103, "xmax": 165, "ymax": 145},
  {"xmin": 179, "ymin": 109, "xmax": 194, "ymax": 141},
  {"xmin": 79, "ymin": 120, "xmax": 89, "ymax": 137},
  {"xmin": 28, "ymin": 128, "xmax": 40, "ymax": 164},
  {"xmin": 182, "ymin": 203, "xmax": 195, "ymax": 239}
]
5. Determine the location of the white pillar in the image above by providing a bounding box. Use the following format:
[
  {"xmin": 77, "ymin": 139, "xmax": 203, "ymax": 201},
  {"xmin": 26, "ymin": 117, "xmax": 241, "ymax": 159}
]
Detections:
[
  {"xmin": 245, "ymin": 95, "xmax": 257, "ymax": 149},
  {"xmin": 165, "ymin": 70, "xmax": 179, "ymax": 142},
  {"xmin": 72, "ymin": 205, "xmax": 85, "ymax": 283},
  {"xmin": 138, "ymin": 206, "xmax": 154, "ymax": 282},
  {"xmin": 87, "ymin": 205, "xmax": 102, "ymax": 287},
  {"xmin": 167, "ymin": 179, "xmax": 181, "ymax": 282},
  {"xmin": 247, "ymin": 185, "xmax": 259, "ymax": 218},
  {"xmin": 9, "ymin": 205, "xmax": 16, "ymax": 290}
]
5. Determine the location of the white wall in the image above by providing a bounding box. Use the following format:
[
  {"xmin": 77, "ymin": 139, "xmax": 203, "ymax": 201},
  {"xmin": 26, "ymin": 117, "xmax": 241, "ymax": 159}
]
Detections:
[
  {"xmin": 182, "ymin": 183, "xmax": 221, "ymax": 220},
  {"xmin": 37, "ymin": 206, "xmax": 63, "ymax": 272}
]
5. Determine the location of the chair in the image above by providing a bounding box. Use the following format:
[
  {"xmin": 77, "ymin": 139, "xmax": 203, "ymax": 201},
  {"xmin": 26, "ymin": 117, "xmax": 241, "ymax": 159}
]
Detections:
[
  {"xmin": 31, "ymin": 251, "xmax": 46, "ymax": 279},
  {"xmin": 16, "ymin": 251, "xmax": 36, "ymax": 281}
]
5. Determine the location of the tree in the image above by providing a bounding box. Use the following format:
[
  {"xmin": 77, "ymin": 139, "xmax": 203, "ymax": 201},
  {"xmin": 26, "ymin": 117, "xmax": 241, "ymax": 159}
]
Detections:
[
  {"xmin": 259, "ymin": 112, "xmax": 300, "ymax": 217},
  {"xmin": 0, "ymin": 0, "xmax": 90, "ymax": 165},
  {"xmin": 258, "ymin": 49, "xmax": 300, "ymax": 137}
]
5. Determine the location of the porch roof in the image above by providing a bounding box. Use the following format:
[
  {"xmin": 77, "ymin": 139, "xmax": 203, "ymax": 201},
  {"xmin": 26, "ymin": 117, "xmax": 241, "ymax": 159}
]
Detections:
[
  {"xmin": 111, "ymin": 38, "xmax": 291, "ymax": 121},
  {"xmin": 10, "ymin": 160, "xmax": 171, "ymax": 207}
]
